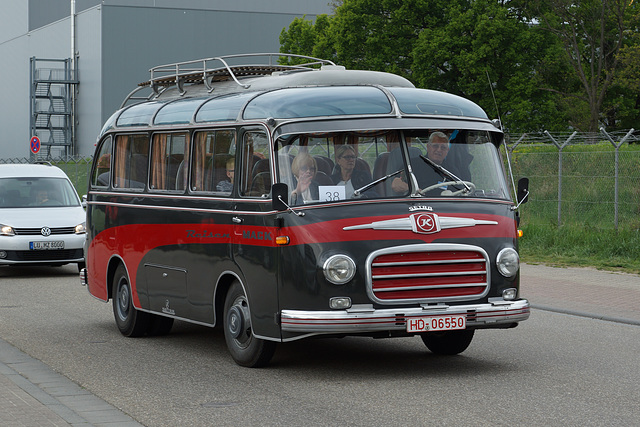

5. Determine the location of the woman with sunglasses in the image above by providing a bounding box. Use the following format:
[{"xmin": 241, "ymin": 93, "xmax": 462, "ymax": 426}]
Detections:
[{"xmin": 331, "ymin": 145, "xmax": 374, "ymax": 199}]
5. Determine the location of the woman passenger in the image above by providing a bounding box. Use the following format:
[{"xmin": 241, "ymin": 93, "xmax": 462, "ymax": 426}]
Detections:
[
  {"xmin": 331, "ymin": 145, "xmax": 373, "ymax": 198},
  {"xmin": 290, "ymin": 152, "xmax": 319, "ymax": 205}
]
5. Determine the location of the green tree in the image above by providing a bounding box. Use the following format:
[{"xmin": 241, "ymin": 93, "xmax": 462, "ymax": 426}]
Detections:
[
  {"xmin": 412, "ymin": 1, "xmax": 565, "ymax": 132},
  {"xmin": 610, "ymin": 4, "xmax": 640, "ymax": 130},
  {"xmin": 279, "ymin": 0, "xmax": 640, "ymax": 132},
  {"xmin": 528, "ymin": 0, "xmax": 637, "ymax": 132},
  {"xmin": 279, "ymin": 15, "xmax": 336, "ymax": 65}
]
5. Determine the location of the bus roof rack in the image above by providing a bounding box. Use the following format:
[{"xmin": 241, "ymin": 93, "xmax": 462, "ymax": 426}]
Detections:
[{"xmin": 137, "ymin": 53, "xmax": 336, "ymax": 98}]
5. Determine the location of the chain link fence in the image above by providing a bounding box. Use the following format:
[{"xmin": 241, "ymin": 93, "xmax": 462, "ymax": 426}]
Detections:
[
  {"xmin": 506, "ymin": 129, "xmax": 639, "ymax": 230},
  {"xmin": 2, "ymin": 128, "xmax": 639, "ymax": 230},
  {"xmin": 0, "ymin": 156, "xmax": 93, "ymax": 196}
]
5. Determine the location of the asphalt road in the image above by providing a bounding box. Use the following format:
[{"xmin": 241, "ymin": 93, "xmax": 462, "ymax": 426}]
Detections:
[{"xmin": 1, "ymin": 264, "xmax": 639, "ymax": 426}]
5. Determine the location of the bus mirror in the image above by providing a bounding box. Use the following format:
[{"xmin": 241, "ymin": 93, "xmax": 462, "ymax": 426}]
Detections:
[
  {"xmin": 517, "ymin": 178, "xmax": 529, "ymax": 205},
  {"xmin": 272, "ymin": 183, "xmax": 289, "ymax": 211}
]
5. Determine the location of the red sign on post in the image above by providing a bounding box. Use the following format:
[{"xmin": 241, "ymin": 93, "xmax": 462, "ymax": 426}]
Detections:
[{"xmin": 30, "ymin": 136, "xmax": 40, "ymax": 154}]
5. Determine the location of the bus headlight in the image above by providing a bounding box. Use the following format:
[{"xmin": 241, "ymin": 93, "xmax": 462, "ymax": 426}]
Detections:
[
  {"xmin": 496, "ymin": 248, "xmax": 519, "ymax": 278},
  {"xmin": 323, "ymin": 254, "xmax": 356, "ymax": 285}
]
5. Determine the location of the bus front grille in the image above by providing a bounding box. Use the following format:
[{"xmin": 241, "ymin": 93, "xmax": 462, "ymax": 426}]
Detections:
[{"xmin": 367, "ymin": 245, "xmax": 490, "ymax": 304}]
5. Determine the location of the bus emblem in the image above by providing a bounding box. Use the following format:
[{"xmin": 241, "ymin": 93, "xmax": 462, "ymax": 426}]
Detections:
[{"xmin": 411, "ymin": 213, "xmax": 440, "ymax": 234}]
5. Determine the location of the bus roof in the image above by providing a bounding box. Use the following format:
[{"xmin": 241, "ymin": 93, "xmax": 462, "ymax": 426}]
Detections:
[{"xmin": 101, "ymin": 53, "xmax": 493, "ymax": 138}]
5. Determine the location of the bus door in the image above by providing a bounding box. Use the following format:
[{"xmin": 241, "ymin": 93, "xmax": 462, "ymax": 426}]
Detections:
[
  {"xmin": 144, "ymin": 129, "xmax": 236, "ymax": 324},
  {"xmin": 232, "ymin": 129, "xmax": 281, "ymax": 339}
]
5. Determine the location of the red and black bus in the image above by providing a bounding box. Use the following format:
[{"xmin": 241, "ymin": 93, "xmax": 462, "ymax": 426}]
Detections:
[{"xmin": 81, "ymin": 54, "xmax": 530, "ymax": 367}]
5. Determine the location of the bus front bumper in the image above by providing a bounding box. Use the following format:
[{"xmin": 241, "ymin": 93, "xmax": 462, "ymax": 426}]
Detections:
[{"xmin": 280, "ymin": 299, "xmax": 530, "ymax": 334}]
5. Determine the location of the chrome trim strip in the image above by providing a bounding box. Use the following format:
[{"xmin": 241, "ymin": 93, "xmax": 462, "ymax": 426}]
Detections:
[
  {"xmin": 88, "ymin": 200, "xmax": 276, "ymax": 216},
  {"xmin": 372, "ymin": 270, "xmax": 486, "ymax": 279},
  {"xmin": 372, "ymin": 258, "xmax": 485, "ymax": 267},
  {"xmin": 281, "ymin": 299, "xmax": 530, "ymax": 334},
  {"xmin": 374, "ymin": 282, "xmax": 487, "ymax": 292}
]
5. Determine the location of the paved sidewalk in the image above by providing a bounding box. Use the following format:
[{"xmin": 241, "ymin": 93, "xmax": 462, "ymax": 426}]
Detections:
[
  {"xmin": 521, "ymin": 263, "xmax": 640, "ymax": 325},
  {"xmin": 0, "ymin": 337, "xmax": 143, "ymax": 427}
]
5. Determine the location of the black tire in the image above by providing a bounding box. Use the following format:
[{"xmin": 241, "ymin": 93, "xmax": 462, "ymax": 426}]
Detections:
[
  {"xmin": 223, "ymin": 281, "xmax": 276, "ymax": 368},
  {"xmin": 112, "ymin": 264, "xmax": 149, "ymax": 337},
  {"xmin": 421, "ymin": 329, "xmax": 475, "ymax": 355},
  {"xmin": 147, "ymin": 314, "xmax": 174, "ymax": 336}
]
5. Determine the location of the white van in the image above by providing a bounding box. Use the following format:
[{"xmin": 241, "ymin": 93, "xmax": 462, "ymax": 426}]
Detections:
[{"xmin": 0, "ymin": 163, "xmax": 86, "ymax": 270}]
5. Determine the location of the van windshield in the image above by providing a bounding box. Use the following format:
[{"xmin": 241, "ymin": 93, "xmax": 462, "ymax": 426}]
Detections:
[
  {"xmin": 0, "ymin": 177, "xmax": 80, "ymax": 208},
  {"xmin": 275, "ymin": 129, "xmax": 510, "ymax": 205}
]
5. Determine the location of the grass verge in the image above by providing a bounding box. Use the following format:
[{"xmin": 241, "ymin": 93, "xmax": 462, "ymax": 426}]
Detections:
[{"xmin": 519, "ymin": 222, "xmax": 640, "ymax": 275}]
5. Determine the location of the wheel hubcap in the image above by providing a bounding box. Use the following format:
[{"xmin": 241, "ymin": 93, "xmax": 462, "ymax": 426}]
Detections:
[
  {"xmin": 227, "ymin": 306, "xmax": 244, "ymax": 339},
  {"xmin": 116, "ymin": 279, "xmax": 130, "ymax": 321},
  {"xmin": 227, "ymin": 295, "xmax": 252, "ymax": 348}
]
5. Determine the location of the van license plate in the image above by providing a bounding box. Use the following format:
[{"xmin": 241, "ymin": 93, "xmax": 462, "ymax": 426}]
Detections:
[
  {"xmin": 30, "ymin": 241, "xmax": 64, "ymax": 250},
  {"xmin": 406, "ymin": 315, "xmax": 466, "ymax": 333}
]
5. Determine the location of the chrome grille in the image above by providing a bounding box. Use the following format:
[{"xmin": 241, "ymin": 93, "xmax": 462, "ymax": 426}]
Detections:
[
  {"xmin": 13, "ymin": 227, "xmax": 76, "ymax": 235},
  {"xmin": 366, "ymin": 244, "xmax": 490, "ymax": 304}
]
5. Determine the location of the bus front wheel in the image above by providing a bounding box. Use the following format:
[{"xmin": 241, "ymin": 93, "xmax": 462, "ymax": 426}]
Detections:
[
  {"xmin": 223, "ymin": 281, "xmax": 276, "ymax": 368},
  {"xmin": 112, "ymin": 264, "xmax": 149, "ymax": 337},
  {"xmin": 421, "ymin": 329, "xmax": 475, "ymax": 355}
]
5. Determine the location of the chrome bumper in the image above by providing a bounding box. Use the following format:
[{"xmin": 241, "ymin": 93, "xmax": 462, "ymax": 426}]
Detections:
[{"xmin": 281, "ymin": 299, "xmax": 530, "ymax": 334}]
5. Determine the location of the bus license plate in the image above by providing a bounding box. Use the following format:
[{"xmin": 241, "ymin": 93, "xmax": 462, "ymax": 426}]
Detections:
[
  {"xmin": 406, "ymin": 315, "xmax": 466, "ymax": 333},
  {"xmin": 30, "ymin": 241, "xmax": 64, "ymax": 250}
]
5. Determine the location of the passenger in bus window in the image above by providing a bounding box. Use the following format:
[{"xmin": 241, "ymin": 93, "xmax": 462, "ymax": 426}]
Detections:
[
  {"xmin": 391, "ymin": 131, "xmax": 453, "ymax": 194},
  {"xmin": 331, "ymin": 145, "xmax": 374, "ymax": 199},
  {"xmin": 216, "ymin": 158, "xmax": 235, "ymax": 193},
  {"xmin": 290, "ymin": 153, "xmax": 319, "ymax": 205}
]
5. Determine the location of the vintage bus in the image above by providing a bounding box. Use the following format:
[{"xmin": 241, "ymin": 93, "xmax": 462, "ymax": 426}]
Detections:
[{"xmin": 81, "ymin": 54, "xmax": 530, "ymax": 367}]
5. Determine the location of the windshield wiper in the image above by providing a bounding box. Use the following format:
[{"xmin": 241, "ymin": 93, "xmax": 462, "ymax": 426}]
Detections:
[
  {"xmin": 353, "ymin": 169, "xmax": 403, "ymax": 197},
  {"xmin": 419, "ymin": 155, "xmax": 471, "ymax": 193}
]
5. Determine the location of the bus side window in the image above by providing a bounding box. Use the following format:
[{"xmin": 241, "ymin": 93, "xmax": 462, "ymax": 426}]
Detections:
[
  {"xmin": 91, "ymin": 136, "xmax": 112, "ymax": 188},
  {"xmin": 113, "ymin": 134, "xmax": 149, "ymax": 189},
  {"xmin": 191, "ymin": 129, "xmax": 236, "ymax": 194},
  {"xmin": 239, "ymin": 131, "xmax": 271, "ymax": 197},
  {"xmin": 150, "ymin": 132, "xmax": 189, "ymax": 191}
]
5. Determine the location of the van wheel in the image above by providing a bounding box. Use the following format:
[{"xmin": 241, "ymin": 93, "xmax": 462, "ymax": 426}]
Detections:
[
  {"xmin": 112, "ymin": 264, "xmax": 149, "ymax": 337},
  {"xmin": 223, "ymin": 281, "xmax": 276, "ymax": 368},
  {"xmin": 421, "ymin": 329, "xmax": 475, "ymax": 355}
]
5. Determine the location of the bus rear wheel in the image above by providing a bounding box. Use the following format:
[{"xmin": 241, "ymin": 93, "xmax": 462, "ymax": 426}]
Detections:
[
  {"xmin": 223, "ymin": 281, "xmax": 276, "ymax": 368},
  {"xmin": 421, "ymin": 329, "xmax": 475, "ymax": 355},
  {"xmin": 112, "ymin": 264, "xmax": 149, "ymax": 337}
]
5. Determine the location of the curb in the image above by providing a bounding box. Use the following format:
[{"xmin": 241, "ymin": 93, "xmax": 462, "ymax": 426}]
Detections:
[
  {"xmin": 0, "ymin": 337, "xmax": 143, "ymax": 427},
  {"xmin": 531, "ymin": 304, "xmax": 640, "ymax": 327}
]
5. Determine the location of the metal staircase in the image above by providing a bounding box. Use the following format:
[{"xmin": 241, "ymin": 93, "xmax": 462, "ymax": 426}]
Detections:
[{"xmin": 29, "ymin": 57, "xmax": 78, "ymax": 158}]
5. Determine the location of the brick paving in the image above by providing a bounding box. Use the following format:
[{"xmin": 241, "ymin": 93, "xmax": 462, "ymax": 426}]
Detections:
[
  {"xmin": 521, "ymin": 263, "xmax": 640, "ymax": 324},
  {"xmin": 0, "ymin": 337, "xmax": 143, "ymax": 427},
  {"xmin": 0, "ymin": 372, "xmax": 69, "ymax": 426}
]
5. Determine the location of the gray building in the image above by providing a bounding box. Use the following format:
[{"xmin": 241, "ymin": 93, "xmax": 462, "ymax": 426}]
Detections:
[{"xmin": 0, "ymin": 0, "xmax": 331, "ymax": 159}]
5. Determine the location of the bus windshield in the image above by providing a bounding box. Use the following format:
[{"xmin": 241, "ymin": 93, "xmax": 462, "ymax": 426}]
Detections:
[{"xmin": 275, "ymin": 129, "xmax": 510, "ymax": 204}]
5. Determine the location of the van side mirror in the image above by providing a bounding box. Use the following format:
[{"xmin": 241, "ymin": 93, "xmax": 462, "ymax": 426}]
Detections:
[
  {"xmin": 517, "ymin": 178, "xmax": 529, "ymax": 205},
  {"xmin": 272, "ymin": 183, "xmax": 289, "ymax": 211}
]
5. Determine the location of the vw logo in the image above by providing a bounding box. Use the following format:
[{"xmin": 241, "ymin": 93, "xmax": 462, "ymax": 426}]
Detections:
[
  {"xmin": 40, "ymin": 227, "xmax": 51, "ymax": 237},
  {"xmin": 411, "ymin": 213, "xmax": 439, "ymax": 234}
]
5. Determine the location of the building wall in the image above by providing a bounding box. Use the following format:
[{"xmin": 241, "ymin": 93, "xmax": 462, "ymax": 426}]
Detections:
[
  {"xmin": 0, "ymin": 1, "xmax": 332, "ymax": 159},
  {"xmin": 101, "ymin": 5, "xmax": 325, "ymax": 132},
  {"xmin": 76, "ymin": 6, "xmax": 103, "ymax": 156}
]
